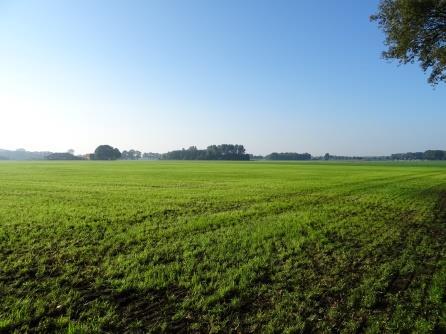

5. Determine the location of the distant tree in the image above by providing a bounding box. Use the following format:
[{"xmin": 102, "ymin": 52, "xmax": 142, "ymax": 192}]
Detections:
[
  {"xmin": 265, "ymin": 152, "xmax": 312, "ymax": 161},
  {"xmin": 46, "ymin": 153, "xmax": 81, "ymax": 160},
  {"xmin": 250, "ymin": 154, "xmax": 264, "ymax": 160},
  {"xmin": 129, "ymin": 150, "xmax": 137, "ymax": 160},
  {"xmin": 424, "ymin": 149, "xmax": 446, "ymax": 160},
  {"xmin": 67, "ymin": 149, "xmax": 75, "ymax": 155},
  {"xmin": 121, "ymin": 149, "xmax": 143, "ymax": 160},
  {"xmin": 371, "ymin": 0, "xmax": 446, "ymax": 85},
  {"xmin": 94, "ymin": 145, "xmax": 121, "ymax": 160},
  {"xmin": 162, "ymin": 144, "xmax": 250, "ymax": 160},
  {"xmin": 142, "ymin": 152, "xmax": 161, "ymax": 160},
  {"xmin": 391, "ymin": 150, "xmax": 446, "ymax": 160},
  {"xmin": 324, "ymin": 153, "xmax": 330, "ymax": 161},
  {"xmin": 0, "ymin": 149, "xmax": 51, "ymax": 160}
]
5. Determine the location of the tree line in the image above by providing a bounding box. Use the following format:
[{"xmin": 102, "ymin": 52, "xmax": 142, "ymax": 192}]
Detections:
[
  {"xmin": 89, "ymin": 144, "xmax": 250, "ymax": 161},
  {"xmin": 121, "ymin": 150, "xmax": 161, "ymax": 160},
  {"xmin": 265, "ymin": 152, "xmax": 311, "ymax": 160},
  {"xmin": 162, "ymin": 145, "xmax": 250, "ymax": 160},
  {"xmin": 41, "ymin": 144, "xmax": 251, "ymax": 161},
  {"xmin": 1, "ymin": 145, "xmax": 444, "ymax": 161},
  {"xmin": 391, "ymin": 150, "xmax": 446, "ymax": 161},
  {"xmin": 316, "ymin": 153, "xmax": 389, "ymax": 161},
  {"xmin": 0, "ymin": 148, "xmax": 51, "ymax": 160}
]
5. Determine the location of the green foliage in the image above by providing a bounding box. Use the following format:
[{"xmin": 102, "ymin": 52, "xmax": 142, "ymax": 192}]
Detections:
[
  {"xmin": 122, "ymin": 149, "xmax": 142, "ymax": 160},
  {"xmin": 371, "ymin": 0, "xmax": 446, "ymax": 85},
  {"xmin": 163, "ymin": 144, "xmax": 249, "ymax": 160},
  {"xmin": 0, "ymin": 148, "xmax": 50, "ymax": 160},
  {"xmin": 265, "ymin": 152, "xmax": 311, "ymax": 160},
  {"xmin": 93, "ymin": 145, "xmax": 121, "ymax": 160},
  {"xmin": 1, "ymin": 161, "xmax": 446, "ymax": 332},
  {"xmin": 46, "ymin": 153, "xmax": 82, "ymax": 161},
  {"xmin": 392, "ymin": 150, "xmax": 446, "ymax": 160}
]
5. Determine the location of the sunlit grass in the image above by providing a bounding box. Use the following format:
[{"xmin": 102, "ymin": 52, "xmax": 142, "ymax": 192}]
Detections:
[{"xmin": 1, "ymin": 161, "xmax": 446, "ymax": 332}]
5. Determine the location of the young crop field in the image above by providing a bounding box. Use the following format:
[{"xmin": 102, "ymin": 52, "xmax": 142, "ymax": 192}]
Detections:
[{"xmin": 1, "ymin": 161, "xmax": 446, "ymax": 333}]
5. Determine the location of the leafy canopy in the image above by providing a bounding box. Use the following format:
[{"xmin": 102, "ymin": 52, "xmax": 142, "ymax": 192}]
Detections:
[
  {"xmin": 94, "ymin": 145, "xmax": 121, "ymax": 160},
  {"xmin": 371, "ymin": 0, "xmax": 446, "ymax": 85}
]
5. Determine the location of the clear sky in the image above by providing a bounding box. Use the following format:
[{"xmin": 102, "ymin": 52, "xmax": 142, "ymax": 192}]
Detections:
[{"xmin": 0, "ymin": 0, "xmax": 445, "ymax": 156}]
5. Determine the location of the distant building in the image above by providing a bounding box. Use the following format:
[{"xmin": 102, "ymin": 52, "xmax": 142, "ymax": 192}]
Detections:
[{"xmin": 82, "ymin": 153, "xmax": 95, "ymax": 160}]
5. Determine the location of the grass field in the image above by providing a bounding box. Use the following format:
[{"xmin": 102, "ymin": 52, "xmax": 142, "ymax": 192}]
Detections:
[{"xmin": 1, "ymin": 161, "xmax": 446, "ymax": 333}]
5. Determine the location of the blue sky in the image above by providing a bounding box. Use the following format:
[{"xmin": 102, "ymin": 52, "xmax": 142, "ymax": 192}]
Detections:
[{"xmin": 0, "ymin": 0, "xmax": 444, "ymax": 156}]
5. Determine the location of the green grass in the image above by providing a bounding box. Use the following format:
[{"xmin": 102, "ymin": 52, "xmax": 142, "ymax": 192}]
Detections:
[{"xmin": 1, "ymin": 160, "xmax": 446, "ymax": 333}]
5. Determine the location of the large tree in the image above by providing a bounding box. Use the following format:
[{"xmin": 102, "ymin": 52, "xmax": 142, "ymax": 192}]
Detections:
[
  {"xmin": 94, "ymin": 145, "xmax": 121, "ymax": 160},
  {"xmin": 371, "ymin": 0, "xmax": 446, "ymax": 85}
]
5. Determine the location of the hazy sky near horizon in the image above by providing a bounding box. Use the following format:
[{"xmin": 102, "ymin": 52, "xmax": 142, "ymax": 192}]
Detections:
[{"xmin": 1, "ymin": 0, "xmax": 445, "ymax": 156}]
